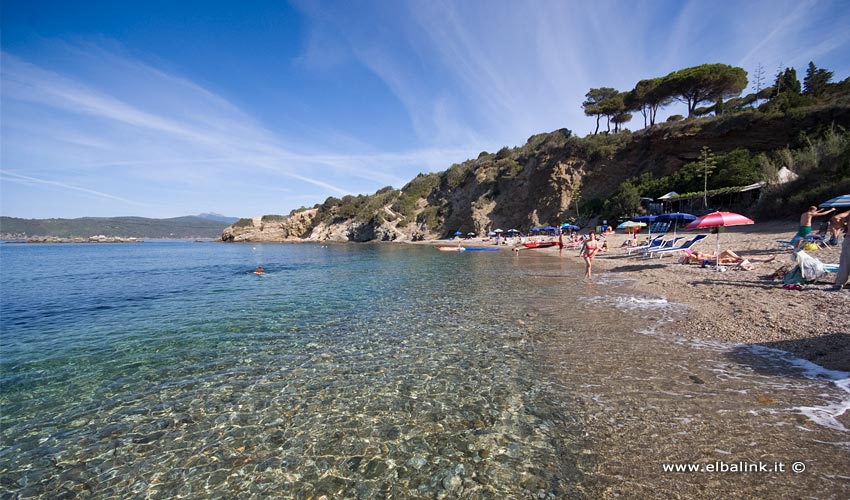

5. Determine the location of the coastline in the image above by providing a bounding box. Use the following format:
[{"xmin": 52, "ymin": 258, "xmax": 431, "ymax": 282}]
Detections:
[{"xmin": 416, "ymin": 222, "xmax": 849, "ymax": 372}]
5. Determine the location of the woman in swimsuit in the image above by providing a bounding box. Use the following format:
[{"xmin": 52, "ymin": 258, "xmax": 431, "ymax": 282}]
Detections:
[{"xmin": 582, "ymin": 232, "xmax": 599, "ymax": 279}]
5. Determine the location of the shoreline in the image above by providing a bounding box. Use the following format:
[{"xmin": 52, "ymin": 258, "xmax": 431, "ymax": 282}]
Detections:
[{"xmin": 415, "ymin": 222, "xmax": 849, "ymax": 372}]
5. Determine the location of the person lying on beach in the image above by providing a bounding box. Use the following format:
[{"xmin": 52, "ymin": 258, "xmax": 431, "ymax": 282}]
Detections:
[{"xmin": 680, "ymin": 250, "xmax": 776, "ymax": 267}]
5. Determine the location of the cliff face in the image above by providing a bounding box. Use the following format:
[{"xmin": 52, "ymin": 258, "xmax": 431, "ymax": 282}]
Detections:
[{"xmin": 222, "ymin": 105, "xmax": 850, "ymax": 243}]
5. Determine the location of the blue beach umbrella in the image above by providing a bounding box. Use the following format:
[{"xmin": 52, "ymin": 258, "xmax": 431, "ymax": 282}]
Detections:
[
  {"xmin": 561, "ymin": 224, "xmax": 580, "ymax": 231},
  {"xmin": 819, "ymin": 194, "xmax": 850, "ymax": 208},
  {"xmin": 656, "ymin": 212, "xmax": 697, "ymax": 239},
  {"xmin": 631, "ymin": 215, "xmax": 657, "ymax": 223}
]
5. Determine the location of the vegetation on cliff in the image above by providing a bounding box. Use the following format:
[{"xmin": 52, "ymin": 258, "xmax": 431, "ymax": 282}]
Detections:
[
  {"xmin": 1, "ymin": 216, "xmax": 231, "ymax": 239},
  {"xmin": 226, "ymin": 60, "xmax": 850, "ymax": 242}
]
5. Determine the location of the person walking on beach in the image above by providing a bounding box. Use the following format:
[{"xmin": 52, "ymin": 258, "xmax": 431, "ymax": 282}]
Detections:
[
  {"xmin": 795, "ymin": 205, "xmax": 835, "ymax": 248},
  {"xmin": 834, "ymin": 214, "xmax": 850, "ymax": 290},
  {"xmin": 582, "ymin": 232, "xmax": 600, "ymax": 279},
  {"xmin": 558, "ymin": 231, "xmax": 566, "ymax": 257}
]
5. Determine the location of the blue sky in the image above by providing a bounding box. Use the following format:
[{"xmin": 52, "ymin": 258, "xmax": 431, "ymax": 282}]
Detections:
[{"xmin": 2, "ymin": 0, "xmax": 849, "ymax": 219}]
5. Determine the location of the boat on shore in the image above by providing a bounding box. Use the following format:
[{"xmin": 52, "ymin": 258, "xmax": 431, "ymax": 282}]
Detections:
[{"xmin": 522, "ymin": 241, "xmax": 557, "ymax": 249}]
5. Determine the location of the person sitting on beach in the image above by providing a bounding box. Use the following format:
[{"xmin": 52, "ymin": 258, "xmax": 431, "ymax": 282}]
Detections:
[
  {"xmin": 795, "ymin": 206, "xmax": 835, "ymax": 248},
  {"xmin": 828, "ymin": 210, "xmax": 849, "ymax": 245}
]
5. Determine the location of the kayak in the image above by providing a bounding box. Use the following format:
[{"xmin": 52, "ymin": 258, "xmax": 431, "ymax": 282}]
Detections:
[
  {"xmin": 522, "ymin": 241, "xmax": 558, "ymax": 249},
  {"xmin": 437, "ymin": 246, "xmax": 500, "ymax": 252}
]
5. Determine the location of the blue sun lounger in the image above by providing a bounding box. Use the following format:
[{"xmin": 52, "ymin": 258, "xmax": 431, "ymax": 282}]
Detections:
[
  {"xmin": 635, "ymin": 236, "xmax": 683, "ymax": 257},
  {"xmin": 645, "ymin": 234, "xmax": 707, "ymax": 258},
  {"xmin": 626, "ymin": 236, "xmax": 664, "ymax": 255}
]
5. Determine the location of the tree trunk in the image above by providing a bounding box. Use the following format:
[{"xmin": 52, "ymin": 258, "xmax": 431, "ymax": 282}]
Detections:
[{"xmin": 594, "ymin": 115, "xmax": 600, "ymax": 135}]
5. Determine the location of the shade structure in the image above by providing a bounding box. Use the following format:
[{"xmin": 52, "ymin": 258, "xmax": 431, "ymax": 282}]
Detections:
[
  {"xmin": 631, "ymin": 215, "xmax": 657, "ymax": 223},
  {"xmin": 506, "ymin": 229, "xmax": 520, "ymax": 234},
  {"xmin": 656, "ymin": 212, "xmax": 697, "ymax": 239},
  {"xmin": 631, "ymin": 216, "xmax": 658, "ymax": 240},
  {"xmin": 561, "ymin": 224, "xmax": 580, "ymax": 231},
  {"xmin": 454, "ymin": 231, "xmax": 463, "ymax": 235},
  {"xmin": 685, "ymin": 211, "xmax": 754, "ymax": 270},
  {"xmin": 819, "ymin": 194, "xmax": 850, "ymax": 208},
  {"xmin": 494, "ymin": 228, "xmax": 504, "ymax": 233}
]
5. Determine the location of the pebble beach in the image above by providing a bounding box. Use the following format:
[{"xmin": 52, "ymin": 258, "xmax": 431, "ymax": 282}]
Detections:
[{"xmin": 588, "ymin": 221, "xmax": 849, "ymax": 372}]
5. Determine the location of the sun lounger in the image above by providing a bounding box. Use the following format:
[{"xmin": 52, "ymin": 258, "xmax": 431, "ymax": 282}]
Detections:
[
  {"xmin": 645, "ymin": 234, "xmax": 707, "ymax": 258},
  {"xmin": 626, "ymin": 236, "xmax": 663, "ymax": 255},
  {"xmin": 636, "ymin": 237, "xmax": 683, "ymax": 257}
]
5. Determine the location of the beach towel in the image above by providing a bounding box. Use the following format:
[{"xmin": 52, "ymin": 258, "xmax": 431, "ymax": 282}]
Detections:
[{"xmin": 783, "ymin": 265, "xmax": 804, "ymax": 285}]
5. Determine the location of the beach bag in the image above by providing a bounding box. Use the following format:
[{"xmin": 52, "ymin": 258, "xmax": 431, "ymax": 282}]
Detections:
[
  {"xmin": 792, "ymin": 250, "xmax": 826, "ymax": 282},
  {"xmin": 803, "ymin": 242, "xmax": 819, "ymax": 252}
]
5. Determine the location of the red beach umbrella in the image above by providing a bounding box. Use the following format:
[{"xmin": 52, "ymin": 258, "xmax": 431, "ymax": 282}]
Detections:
[{"xmin": 685, "ymin": 211, "xmax": 754, "ymax": 270}]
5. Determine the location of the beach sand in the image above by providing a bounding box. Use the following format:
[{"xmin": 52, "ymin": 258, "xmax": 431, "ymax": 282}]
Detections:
[
  {"xmin": 424, "ymin": 222, "xmax": 849, "ymax": 372},
  {"xmin": 533, "ymin": 222, "xmax": 849, "ymax": 372}
]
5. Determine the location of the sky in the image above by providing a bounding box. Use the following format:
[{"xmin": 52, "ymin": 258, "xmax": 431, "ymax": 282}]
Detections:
[{"xmin": 2, "ymin": 0, "xmax": 849, "ymax": 219}]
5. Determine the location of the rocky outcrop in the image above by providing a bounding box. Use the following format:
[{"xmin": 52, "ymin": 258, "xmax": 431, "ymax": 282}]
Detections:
[
  {"xmin": 222, "ymin": 103, "xmax": 850, "ymax": 243},
  {"xmin": 221, "ymin": 209, "xmax": 318, "ymax": 242}
]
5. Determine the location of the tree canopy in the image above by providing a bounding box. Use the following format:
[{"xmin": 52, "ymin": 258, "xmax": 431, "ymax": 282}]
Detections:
[
  {"xmin": 803, "ymin": 61, "xmax": 833, "ymax": 97},
  {"xmin": 582, "ymin": 87, "xmax": 618, "ymax": 134},
  {"xmin": 660, "ymin": 63, "xmax": 748, "ymax": 117}
]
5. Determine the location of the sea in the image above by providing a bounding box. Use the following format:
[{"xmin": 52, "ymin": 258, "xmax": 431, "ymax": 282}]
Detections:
[{"xmin": 1, "ymin": 241, "xmax": 848, "ymax": 499}]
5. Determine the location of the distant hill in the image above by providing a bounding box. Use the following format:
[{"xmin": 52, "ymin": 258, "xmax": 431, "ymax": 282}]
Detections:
[
  {"xmin": 0, "ymin": 216, "xmax": 231, "ymax": 239},
  {"xmin": 197, "ymin": 213, "xmax": 240, "ymax": 224}
]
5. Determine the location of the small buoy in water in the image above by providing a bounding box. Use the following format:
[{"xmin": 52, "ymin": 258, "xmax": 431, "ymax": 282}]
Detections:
[{"xmin": 252, "ymin": 247, "xmax": 257, "ymax": 250}]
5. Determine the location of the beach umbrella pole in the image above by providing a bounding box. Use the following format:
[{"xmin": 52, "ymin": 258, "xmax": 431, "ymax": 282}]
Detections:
[{"xmin": 715, "ymin": 232, "xmax": 721, "ymax": 271}]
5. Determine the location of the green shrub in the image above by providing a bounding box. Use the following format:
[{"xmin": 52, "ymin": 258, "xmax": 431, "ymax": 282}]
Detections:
[
  {"xmin": 416, "ymin": 206, "xmax": 441, "ymax": 230},
  {"xmin": 233, "ymin": 218, "xmax": 254, "ymax": 228}
]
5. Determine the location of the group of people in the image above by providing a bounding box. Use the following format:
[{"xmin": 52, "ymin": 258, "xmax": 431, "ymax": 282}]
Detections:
[{"xmin": 801, "ymin": 205, "xmax": 850, "ymax": 290}]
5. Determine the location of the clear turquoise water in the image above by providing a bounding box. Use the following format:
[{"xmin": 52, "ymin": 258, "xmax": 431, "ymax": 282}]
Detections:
[
  {"xmin": 2, "ymin": 241, "xmax": 848, "ymax": 499},
  {"xmin": 1, "ymin": 242, "xmax": 591, "ymax": 498}
]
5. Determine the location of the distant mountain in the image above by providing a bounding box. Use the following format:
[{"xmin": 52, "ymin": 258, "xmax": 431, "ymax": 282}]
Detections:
[
  {"xmin": 0, "ymin": 216, "xmax": 231, "ymax": 239},
  {"xmin": 197, "ymin": 212, "xmax": 240, "ymax": 224}
]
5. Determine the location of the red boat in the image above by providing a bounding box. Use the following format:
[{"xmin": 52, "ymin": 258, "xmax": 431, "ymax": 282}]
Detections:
[{"xmin": 522, "ymin": 241, "xmax": 558, "ymax": 249}]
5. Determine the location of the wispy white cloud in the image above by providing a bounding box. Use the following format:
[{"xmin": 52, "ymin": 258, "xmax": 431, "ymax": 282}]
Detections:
[
  {"xmin": 0, "ymin": 170, "xmax": 149, "ymax": 206},
  {"xmin": 1, "ymin": 45, "xmax": 460, "ymax": 217}
]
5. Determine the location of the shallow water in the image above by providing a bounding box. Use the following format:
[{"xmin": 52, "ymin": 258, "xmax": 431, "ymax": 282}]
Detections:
[{"xmin": 1, "ymin": 242, "xmax": 847, "ymax": 498}]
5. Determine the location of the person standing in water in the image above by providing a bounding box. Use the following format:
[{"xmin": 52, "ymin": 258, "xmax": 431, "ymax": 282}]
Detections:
[
  {"xmin": 558, "ymin": 230, "xmax": 566, "ymax": 257},
  {"xmin": 582, "ymin": 232, "xmax": 599, "ymax": 279}
]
